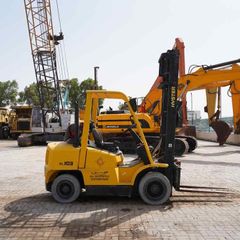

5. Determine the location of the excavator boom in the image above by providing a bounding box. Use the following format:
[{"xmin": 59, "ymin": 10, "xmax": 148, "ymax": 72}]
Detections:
[{"xmin": 139, "ymin": 39, "xmax": 240, "ymax": 145}]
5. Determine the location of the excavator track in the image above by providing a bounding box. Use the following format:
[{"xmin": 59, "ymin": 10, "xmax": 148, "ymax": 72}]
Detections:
[
  {"xmin": 176, "ymin": 135, "xmax": 197, "ymax": 152},
  {"xmin": 104, "ymin": 134, "xmax": 189, "ymax": 156}
]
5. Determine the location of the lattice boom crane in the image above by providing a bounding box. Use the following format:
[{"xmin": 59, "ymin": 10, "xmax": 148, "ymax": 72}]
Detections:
[{"xmin": 24, "ymin": 0, "xmax": 64, "ymax": 130}]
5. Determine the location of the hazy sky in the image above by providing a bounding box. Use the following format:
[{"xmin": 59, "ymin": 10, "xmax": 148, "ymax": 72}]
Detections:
[{"xmin": 1, "ymin": 0, "xmax": 239, "ymax": 117}]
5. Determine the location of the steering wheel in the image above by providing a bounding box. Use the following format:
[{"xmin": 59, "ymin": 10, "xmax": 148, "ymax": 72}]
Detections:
[{"xmin": 124, "ymin": 125, "xmax": 142, "ymax": 145}]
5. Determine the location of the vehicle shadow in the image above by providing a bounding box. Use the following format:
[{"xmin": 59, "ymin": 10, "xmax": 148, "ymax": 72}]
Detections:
[
  {"xmin": 0, "ymin": 194, "xmax": 170, "ymax": 236},
  {"xmin": 197, "ymin": 144, "xmax": 224, "ymax": 148},
  {"xmin": 0, "ymin": 189, "xmax": 237, "ymax": 239}
]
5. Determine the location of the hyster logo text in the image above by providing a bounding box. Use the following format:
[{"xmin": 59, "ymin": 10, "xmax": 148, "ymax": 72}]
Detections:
[{"xmin": 171, "ymin": 87, "xmax": 176, "ymax": 108}]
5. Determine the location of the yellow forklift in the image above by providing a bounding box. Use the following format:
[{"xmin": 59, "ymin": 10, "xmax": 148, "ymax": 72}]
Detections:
[{"xmin": 44, "ymin": 49, "xmax": 181, "ymax": 204}]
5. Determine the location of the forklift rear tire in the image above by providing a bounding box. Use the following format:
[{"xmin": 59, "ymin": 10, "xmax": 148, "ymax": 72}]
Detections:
[
  {"xmin": 138, "ymin": 172, "xmax": 171, "ymax": 205},
  {"xmin": 51, "ymin": 174, "xmax": 81, "ymax": 203}
]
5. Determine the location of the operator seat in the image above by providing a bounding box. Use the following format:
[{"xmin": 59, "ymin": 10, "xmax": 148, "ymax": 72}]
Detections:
[
  {"xmin": 90, "ymin": 122, "xmax": 120, "ymax": 153},
  {"xmin": 64, "ymin": 123, "xmax": 82, "ymax": 144}
]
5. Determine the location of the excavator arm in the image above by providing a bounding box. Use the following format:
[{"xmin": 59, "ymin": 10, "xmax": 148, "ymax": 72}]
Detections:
[
  {"xmin": 230, "ymin": 80, "xmax": 240, "ymax": 133},
  {"xmin": 139, "ymin": 38, "xmax": 240, "ymax": 145}
]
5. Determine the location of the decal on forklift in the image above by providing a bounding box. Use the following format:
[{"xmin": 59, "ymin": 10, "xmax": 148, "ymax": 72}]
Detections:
[
  {"xmin": 90, "ymin": 171, "xmax": 110, "ymax": 181},
  {"xmin": 96, "ymin": 157, "xmax": 104, "ymax": 167},
  {"xmin": 59, "ymin": 161, "xmax": 73, "ymax": 166}
]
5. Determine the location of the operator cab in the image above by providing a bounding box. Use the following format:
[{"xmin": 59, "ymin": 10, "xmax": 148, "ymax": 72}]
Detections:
[
  {"xmin": 64, "ymin": 121, "xmax": 120, "ymax": 152},
  {"xmin": 64, "ymin": 120, "xmax": 151, "ymax": 166},
  {"xmin": 89, "ymin": 122, "xmax": 120, "ymax": 153}
]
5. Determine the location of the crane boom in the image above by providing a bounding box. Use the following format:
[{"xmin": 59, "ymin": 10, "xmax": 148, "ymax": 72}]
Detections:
[{"xmin": 24, "ymin": 0, "xmax": 63, "ymax": 130}]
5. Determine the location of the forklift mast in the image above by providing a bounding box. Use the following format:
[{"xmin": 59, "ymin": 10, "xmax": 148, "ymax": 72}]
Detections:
[{"xmin": 158, "ymin": 49, "xmax": 179, "ymax": 166}]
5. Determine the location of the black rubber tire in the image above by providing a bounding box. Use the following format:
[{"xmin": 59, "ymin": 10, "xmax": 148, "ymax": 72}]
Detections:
[
  {"xmin": 174, "ymin": 138, "xmax": 189, "ymax": 156},
  {"xmin": 185, "ymin": 136, "xmax": 197, "ymax": 152},
  {"xmin": 17, "ymin": 135, "xmax": 32, "ymax": 147},
  {"xmin": 11, "ymin": 133, "xmax": 20, "ymax": 140},
  {"xmin": 51, "ymin": 174, "xmax": 81, "ymax": 203},
  {"xmin": 0, "ymin": 127, "xmax": 3, "ymax": 139},
  {"xmin": 138, "ymin": 172, "xmax": 171, "ymax": 205},
  {"xmin": 2, "ymin": 126, "xmax": 9, "ymax": 139}
]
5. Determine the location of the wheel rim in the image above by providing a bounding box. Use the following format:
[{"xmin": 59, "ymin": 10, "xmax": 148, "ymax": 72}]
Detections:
[
  {"xmin": 56, "ymin": 180, "xmax": 75, "ymax": 200},
  {"xmin": 145, "ymin": 180, "xmax": 165, "ymax": 200}
]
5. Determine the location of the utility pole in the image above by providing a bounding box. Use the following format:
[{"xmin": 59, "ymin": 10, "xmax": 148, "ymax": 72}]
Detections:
[{"xmin": 94, "ymin": 66, "xmax": 100, "ymax": 90}]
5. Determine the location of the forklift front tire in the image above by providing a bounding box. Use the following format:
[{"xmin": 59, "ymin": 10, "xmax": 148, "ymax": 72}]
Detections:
[
  {"xmin": 138, "ymin": 172, "xmax": 171, "ymax": 205},
  {"xmin": 51, "ymin": 174, "xmax": 81, "ymax": 203}
]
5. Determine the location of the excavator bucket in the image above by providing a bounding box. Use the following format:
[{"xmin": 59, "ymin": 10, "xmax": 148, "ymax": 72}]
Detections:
[{"xmin": 210, "ymin": 120, "xmax": 233, "ymax": 145}]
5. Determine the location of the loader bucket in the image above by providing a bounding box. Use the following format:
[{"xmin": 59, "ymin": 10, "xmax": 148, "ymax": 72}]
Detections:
[{"xmin": 210, "ymin": 120, "xmax": 233, "ymax": 145}]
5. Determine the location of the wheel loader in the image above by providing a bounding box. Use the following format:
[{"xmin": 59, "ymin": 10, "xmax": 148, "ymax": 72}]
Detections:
[{"xmin": 45, "ymin": 49, "xmax": 181, "ymax": 204}]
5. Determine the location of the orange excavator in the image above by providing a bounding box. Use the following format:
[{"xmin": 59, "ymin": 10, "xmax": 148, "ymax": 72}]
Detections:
[
  {"xmin": 139, "ymin": 38, "xmax": 240, "ymax": 145},
  {"xmin": 95, "ymin": 39, "xmax": 240, "ymax": 154}
]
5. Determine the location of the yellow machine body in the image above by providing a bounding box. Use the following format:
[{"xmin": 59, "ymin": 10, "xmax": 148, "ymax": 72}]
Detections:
[
  {"xmin": 45, "ymin": 91, "xmax": 168, "ymax": 190},
  {"xmin": 0, "ymin": 107, "xmax": 9, "ymax": 124},
  {"xmin": 97, "ymin": 112, "xmax": 159, "ymax": 134},
  {"xmin": 9, "ymin": 106, "xmax": 33, "ymax": 137},
  {"xmin": 0, "ymin": 107, "xmax": 9, "ymax": 139},
  {"xmin": 97, "ymin": 64, "xmax": 240, "ymax": 137},
  {"xmin": 0, "ymin": 107, "xmax": 9, "ymax": 126}
]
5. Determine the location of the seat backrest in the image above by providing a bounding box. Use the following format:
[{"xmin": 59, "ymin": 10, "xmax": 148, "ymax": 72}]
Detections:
[
  {"xmin": 92, "ymin": 128, "xmax": 104, "ymax": 148},
  {"xmin": 64, "ymin": 123, "xmax": 82, "ymax": 145}
]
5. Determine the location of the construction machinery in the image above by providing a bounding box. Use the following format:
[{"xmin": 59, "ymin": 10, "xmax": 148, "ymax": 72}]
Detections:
[
  {"xmin": 19, "ymin": 0, "xmax": 71, "ymax": 146},
  {"xmin": 9, "ymin": 105, "xmax": 70, "ymax": 143},
  {"xmin": 95, "ymin": 39, "xmax": 196, "ymax": 156},
  {"xmin": 9, "ymin": 106, "xmax": 33, "ymax": 139},
  {"xmin": 96, "ymin": 39, "xmax": 240, "ymax": 154},
  {"xmin": 45, "ymin": 49, "xmax": 181, "ymax": 204},
  {"xmin": 0, "ymin": 107, "xmax": 9, "ymax": 139},
  {"xmin": 138, "ymin": 38, "xmax": 240, "ymax": 145},
  {"xmin": 178, "ymin": 59, "xmax": 240, "ymax": 144}
]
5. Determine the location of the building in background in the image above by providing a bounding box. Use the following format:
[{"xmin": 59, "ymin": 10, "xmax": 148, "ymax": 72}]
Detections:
[{"xmin": 187, "ymin": 109, "xmax": 201, "ymax": 121}]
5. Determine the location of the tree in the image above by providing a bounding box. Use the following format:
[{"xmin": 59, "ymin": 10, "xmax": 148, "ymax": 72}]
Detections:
[
  {"xmin": 17, "ymin": 78, "xmax": 104, "ymax": 109},
  {"xmin": 23, "ymin": 82, "xmax": 40, "ymax": 106},
  {"xmin": 18, "ymin": 91, "xmax": 26, "ymax": 103},
  {"xmin": 79, "ymin": 78, "xmax": 103, "ymax": 109},
  {"xmin": 68, "ymin": 78, "xmax": 81, "ymax": 108},
  {"xmin": 69, "ymin": 78, "xmax": 103, "ymax": 109},
  {"xmin": 0, "ymin": 80, "xmax": 18, "ymax": 106},
  {"xmin": 18, "ymin": 82, "xmax": 55, "ymax": 107}
]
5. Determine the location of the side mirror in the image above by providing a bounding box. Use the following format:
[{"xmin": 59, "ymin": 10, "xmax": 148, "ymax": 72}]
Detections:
[{"xmin": 129, "ymin": 98, "xmax": 137, "ymax": 112}]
